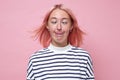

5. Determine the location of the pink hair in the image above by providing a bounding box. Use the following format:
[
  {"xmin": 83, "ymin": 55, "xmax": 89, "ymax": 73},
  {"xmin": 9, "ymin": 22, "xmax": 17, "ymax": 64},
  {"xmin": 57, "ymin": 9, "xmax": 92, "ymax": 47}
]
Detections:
[{"xmin": 34, "ymin": 4, "xmax": 85, "ymax": 48}]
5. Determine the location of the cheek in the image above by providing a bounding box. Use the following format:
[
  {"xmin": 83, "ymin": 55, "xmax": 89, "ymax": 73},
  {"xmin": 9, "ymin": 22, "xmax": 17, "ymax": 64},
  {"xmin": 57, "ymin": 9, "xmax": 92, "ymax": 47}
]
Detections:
[
  {"xmin": 47, "ymin": 26, "xmax": 55, "ymax": 31},
  {"xmin": 48, "ymin": 27, "xmax": 56, "ymax": 36},
  {"xmin": 64, "ymin": 26, "xmax": 72, "ymax": 32}
]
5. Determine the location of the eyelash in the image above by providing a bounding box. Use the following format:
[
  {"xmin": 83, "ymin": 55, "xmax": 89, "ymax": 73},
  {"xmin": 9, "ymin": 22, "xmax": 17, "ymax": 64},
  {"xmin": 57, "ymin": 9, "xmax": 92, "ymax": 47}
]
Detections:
[
  {"xmin": 51, "ymin": 21, "xmax": 68, "ymax": 24},
  {"xmin": 62, "ymin": 22, "xmax": 67, "ymax": 24},
  {"xmin": 51, "ymin": 21, "xmax": 57, "ymax": 24}
]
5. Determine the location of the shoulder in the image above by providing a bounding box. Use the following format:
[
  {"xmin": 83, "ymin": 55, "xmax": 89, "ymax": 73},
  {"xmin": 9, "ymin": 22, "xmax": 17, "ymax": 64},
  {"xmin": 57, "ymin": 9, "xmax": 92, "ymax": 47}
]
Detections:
[
  {"xmin": 29, "ymin": 47, "xmax": 53, "ymax": 61},
  {"xmin": 69, "ymin": 45, "xmax": 92, "ymax": 61},
  {"xmin": 69, "ymin": 45, "xmax": 89, "ymax": 54}
]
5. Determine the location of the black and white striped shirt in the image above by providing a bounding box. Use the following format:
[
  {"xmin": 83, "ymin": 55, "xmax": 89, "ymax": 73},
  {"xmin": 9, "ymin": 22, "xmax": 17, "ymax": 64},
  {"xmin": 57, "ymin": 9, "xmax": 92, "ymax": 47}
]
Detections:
[{"xmin": 27, "ymin": 44, "xmax": 94, "ymax": 80}]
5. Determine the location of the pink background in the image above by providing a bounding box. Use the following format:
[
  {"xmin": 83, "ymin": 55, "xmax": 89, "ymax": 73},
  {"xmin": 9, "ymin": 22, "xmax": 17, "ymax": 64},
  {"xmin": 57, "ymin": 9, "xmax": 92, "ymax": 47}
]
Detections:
[{"xmin": 0, "ymin": 0, "xmax": 120, "ymax": 80}]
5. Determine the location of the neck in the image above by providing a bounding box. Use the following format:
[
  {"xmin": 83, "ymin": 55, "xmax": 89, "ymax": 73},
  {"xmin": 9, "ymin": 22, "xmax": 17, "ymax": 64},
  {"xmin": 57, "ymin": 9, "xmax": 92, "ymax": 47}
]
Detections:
[
  {"xmin": 51, "ymin": 41, "xmax": 68, "ymax": 47},
  {"xmin": 48, "ymin": 43, "xmax": 71, "ymax": 52}
]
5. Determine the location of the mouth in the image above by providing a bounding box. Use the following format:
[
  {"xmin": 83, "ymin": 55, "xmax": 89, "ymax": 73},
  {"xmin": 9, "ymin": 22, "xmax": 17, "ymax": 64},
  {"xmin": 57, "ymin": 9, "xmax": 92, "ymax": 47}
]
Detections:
[{"xmin": 55, "ymin": 32, "xmax": 64, "ymax": 37}]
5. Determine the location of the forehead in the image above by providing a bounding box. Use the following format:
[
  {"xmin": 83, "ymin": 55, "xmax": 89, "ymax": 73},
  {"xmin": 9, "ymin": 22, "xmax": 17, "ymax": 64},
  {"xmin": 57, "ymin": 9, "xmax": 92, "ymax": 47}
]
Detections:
[{"xmin": 49, "ymin": 9, "xmax": 70, "ymax": 19}]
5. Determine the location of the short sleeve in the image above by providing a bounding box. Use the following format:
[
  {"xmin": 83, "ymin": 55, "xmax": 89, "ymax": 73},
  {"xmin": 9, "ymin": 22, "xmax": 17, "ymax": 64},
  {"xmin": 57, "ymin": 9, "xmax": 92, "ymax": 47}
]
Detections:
[
  {"xmin": 27, "ymin": 56, "xmax": 35, "ymax": 80},
  {"xmin": 85, "ymin": 54, "xmax": 95, "ymax": 80}
]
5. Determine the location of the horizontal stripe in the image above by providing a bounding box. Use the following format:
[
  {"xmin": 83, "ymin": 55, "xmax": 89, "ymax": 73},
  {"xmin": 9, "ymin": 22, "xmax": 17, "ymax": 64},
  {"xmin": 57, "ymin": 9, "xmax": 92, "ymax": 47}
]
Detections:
[
  {"xmin": 32, "ymin": 57, "xmax": 87, "ymax": 63},
  {"xmin": 31, "ymin": 53, "xmax": 90, "ymax": 61},
  {"xmin": 27, "ymin": 44, "xmax": 94, "ymax": 80}
]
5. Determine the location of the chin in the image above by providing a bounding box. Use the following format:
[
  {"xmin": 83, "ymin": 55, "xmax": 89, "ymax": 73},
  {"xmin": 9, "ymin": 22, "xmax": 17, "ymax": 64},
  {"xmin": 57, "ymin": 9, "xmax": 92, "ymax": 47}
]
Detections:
[{"xmin": 56, "ymin": 39, "xmax": 67, "ymax": 45}]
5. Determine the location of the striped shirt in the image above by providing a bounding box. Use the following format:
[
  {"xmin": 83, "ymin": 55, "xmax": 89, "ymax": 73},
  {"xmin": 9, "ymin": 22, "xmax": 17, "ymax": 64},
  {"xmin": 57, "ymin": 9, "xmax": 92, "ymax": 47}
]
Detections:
[{"xmin": 27, "ymin": 44, "xmax": 94, "ymax": 80}]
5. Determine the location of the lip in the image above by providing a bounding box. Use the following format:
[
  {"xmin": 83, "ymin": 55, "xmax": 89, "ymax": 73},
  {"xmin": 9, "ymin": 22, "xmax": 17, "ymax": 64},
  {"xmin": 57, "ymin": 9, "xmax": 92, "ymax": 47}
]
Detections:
[{"xmin": 54, "ymin": 32, "xmax": 64, "ymax": 36}]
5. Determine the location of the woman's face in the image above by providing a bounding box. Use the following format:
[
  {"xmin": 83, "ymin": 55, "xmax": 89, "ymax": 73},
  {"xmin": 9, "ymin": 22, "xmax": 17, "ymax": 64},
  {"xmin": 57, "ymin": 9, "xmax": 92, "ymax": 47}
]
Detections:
[{"xmin": 47, "ymin": 9, "xmax": 72, "ymax": 47}]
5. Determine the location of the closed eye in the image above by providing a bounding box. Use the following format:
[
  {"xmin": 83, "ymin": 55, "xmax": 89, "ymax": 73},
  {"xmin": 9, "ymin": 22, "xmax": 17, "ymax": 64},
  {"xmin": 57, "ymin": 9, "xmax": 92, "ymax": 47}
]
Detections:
[
  {"xmin": 62, "ymin": 21, "xmax": 68, "ymax": 24},
  {"xmin": 51, "ymin": 21, "xmax": 57, "ymax": 24}
]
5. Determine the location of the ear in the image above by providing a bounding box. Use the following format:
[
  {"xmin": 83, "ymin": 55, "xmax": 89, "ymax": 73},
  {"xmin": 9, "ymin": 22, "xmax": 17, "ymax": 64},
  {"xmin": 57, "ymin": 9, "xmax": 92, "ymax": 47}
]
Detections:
[
  {"xmin": 46, "ymin": 25, "xmax": 49, "ymax": 30},
  {"xmin": 70, "ymin": 26, "xmax": 73, "ymax": 31}
]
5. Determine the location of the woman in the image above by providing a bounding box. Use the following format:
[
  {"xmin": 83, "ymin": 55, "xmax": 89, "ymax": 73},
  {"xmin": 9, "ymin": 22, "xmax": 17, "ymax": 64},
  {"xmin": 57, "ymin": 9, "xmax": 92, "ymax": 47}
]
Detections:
[{"xmin": 27, "ymin": 4, "xmax": 95, "ymax": 80}]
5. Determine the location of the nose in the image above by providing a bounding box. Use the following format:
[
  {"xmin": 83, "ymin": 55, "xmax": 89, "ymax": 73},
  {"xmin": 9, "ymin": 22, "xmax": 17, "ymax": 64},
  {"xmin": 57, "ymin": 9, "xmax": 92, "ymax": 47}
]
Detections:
[{"xmin": 57, "ymin": 22, "xmax": 62, "ymax": 30}]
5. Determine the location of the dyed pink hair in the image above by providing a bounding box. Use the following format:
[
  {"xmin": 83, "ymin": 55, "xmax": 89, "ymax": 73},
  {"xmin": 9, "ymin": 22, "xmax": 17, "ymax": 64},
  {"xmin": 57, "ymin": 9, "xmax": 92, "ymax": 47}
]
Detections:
[{"xmin": 34, "ymin": 4, "xmax": 85, "ymax": 48}]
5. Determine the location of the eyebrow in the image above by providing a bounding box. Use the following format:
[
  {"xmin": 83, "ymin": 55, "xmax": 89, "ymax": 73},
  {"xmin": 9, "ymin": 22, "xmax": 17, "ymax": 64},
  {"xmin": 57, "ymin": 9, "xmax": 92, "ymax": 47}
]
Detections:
[{"xmin": 50, "ymin": 17, "xmax": 70, "ymax": 20}]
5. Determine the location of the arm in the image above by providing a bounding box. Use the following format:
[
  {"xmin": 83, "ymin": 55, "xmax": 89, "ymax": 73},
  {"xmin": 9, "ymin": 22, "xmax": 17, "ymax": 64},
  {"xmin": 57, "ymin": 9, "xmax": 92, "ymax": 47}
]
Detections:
[
  {"xmin": 85, "ymin": 55, "xmax": 95, "ymax": 80},
  {"xmin": 27, "ymin": 56, "xmax": 35, "ymax": 80}
]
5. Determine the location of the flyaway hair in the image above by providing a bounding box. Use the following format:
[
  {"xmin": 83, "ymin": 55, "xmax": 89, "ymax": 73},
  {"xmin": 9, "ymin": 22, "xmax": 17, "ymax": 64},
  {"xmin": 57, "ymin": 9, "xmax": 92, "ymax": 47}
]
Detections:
[{"xmin": 34, "ymin": 4, "xmax": 85, "ymax": 48}]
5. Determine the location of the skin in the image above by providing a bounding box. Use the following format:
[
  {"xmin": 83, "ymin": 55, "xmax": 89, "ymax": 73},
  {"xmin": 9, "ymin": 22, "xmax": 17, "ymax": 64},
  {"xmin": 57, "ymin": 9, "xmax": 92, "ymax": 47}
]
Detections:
[{"xmin": 47, "ymin": 9, "xmax": 73, "ymax": 47}]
